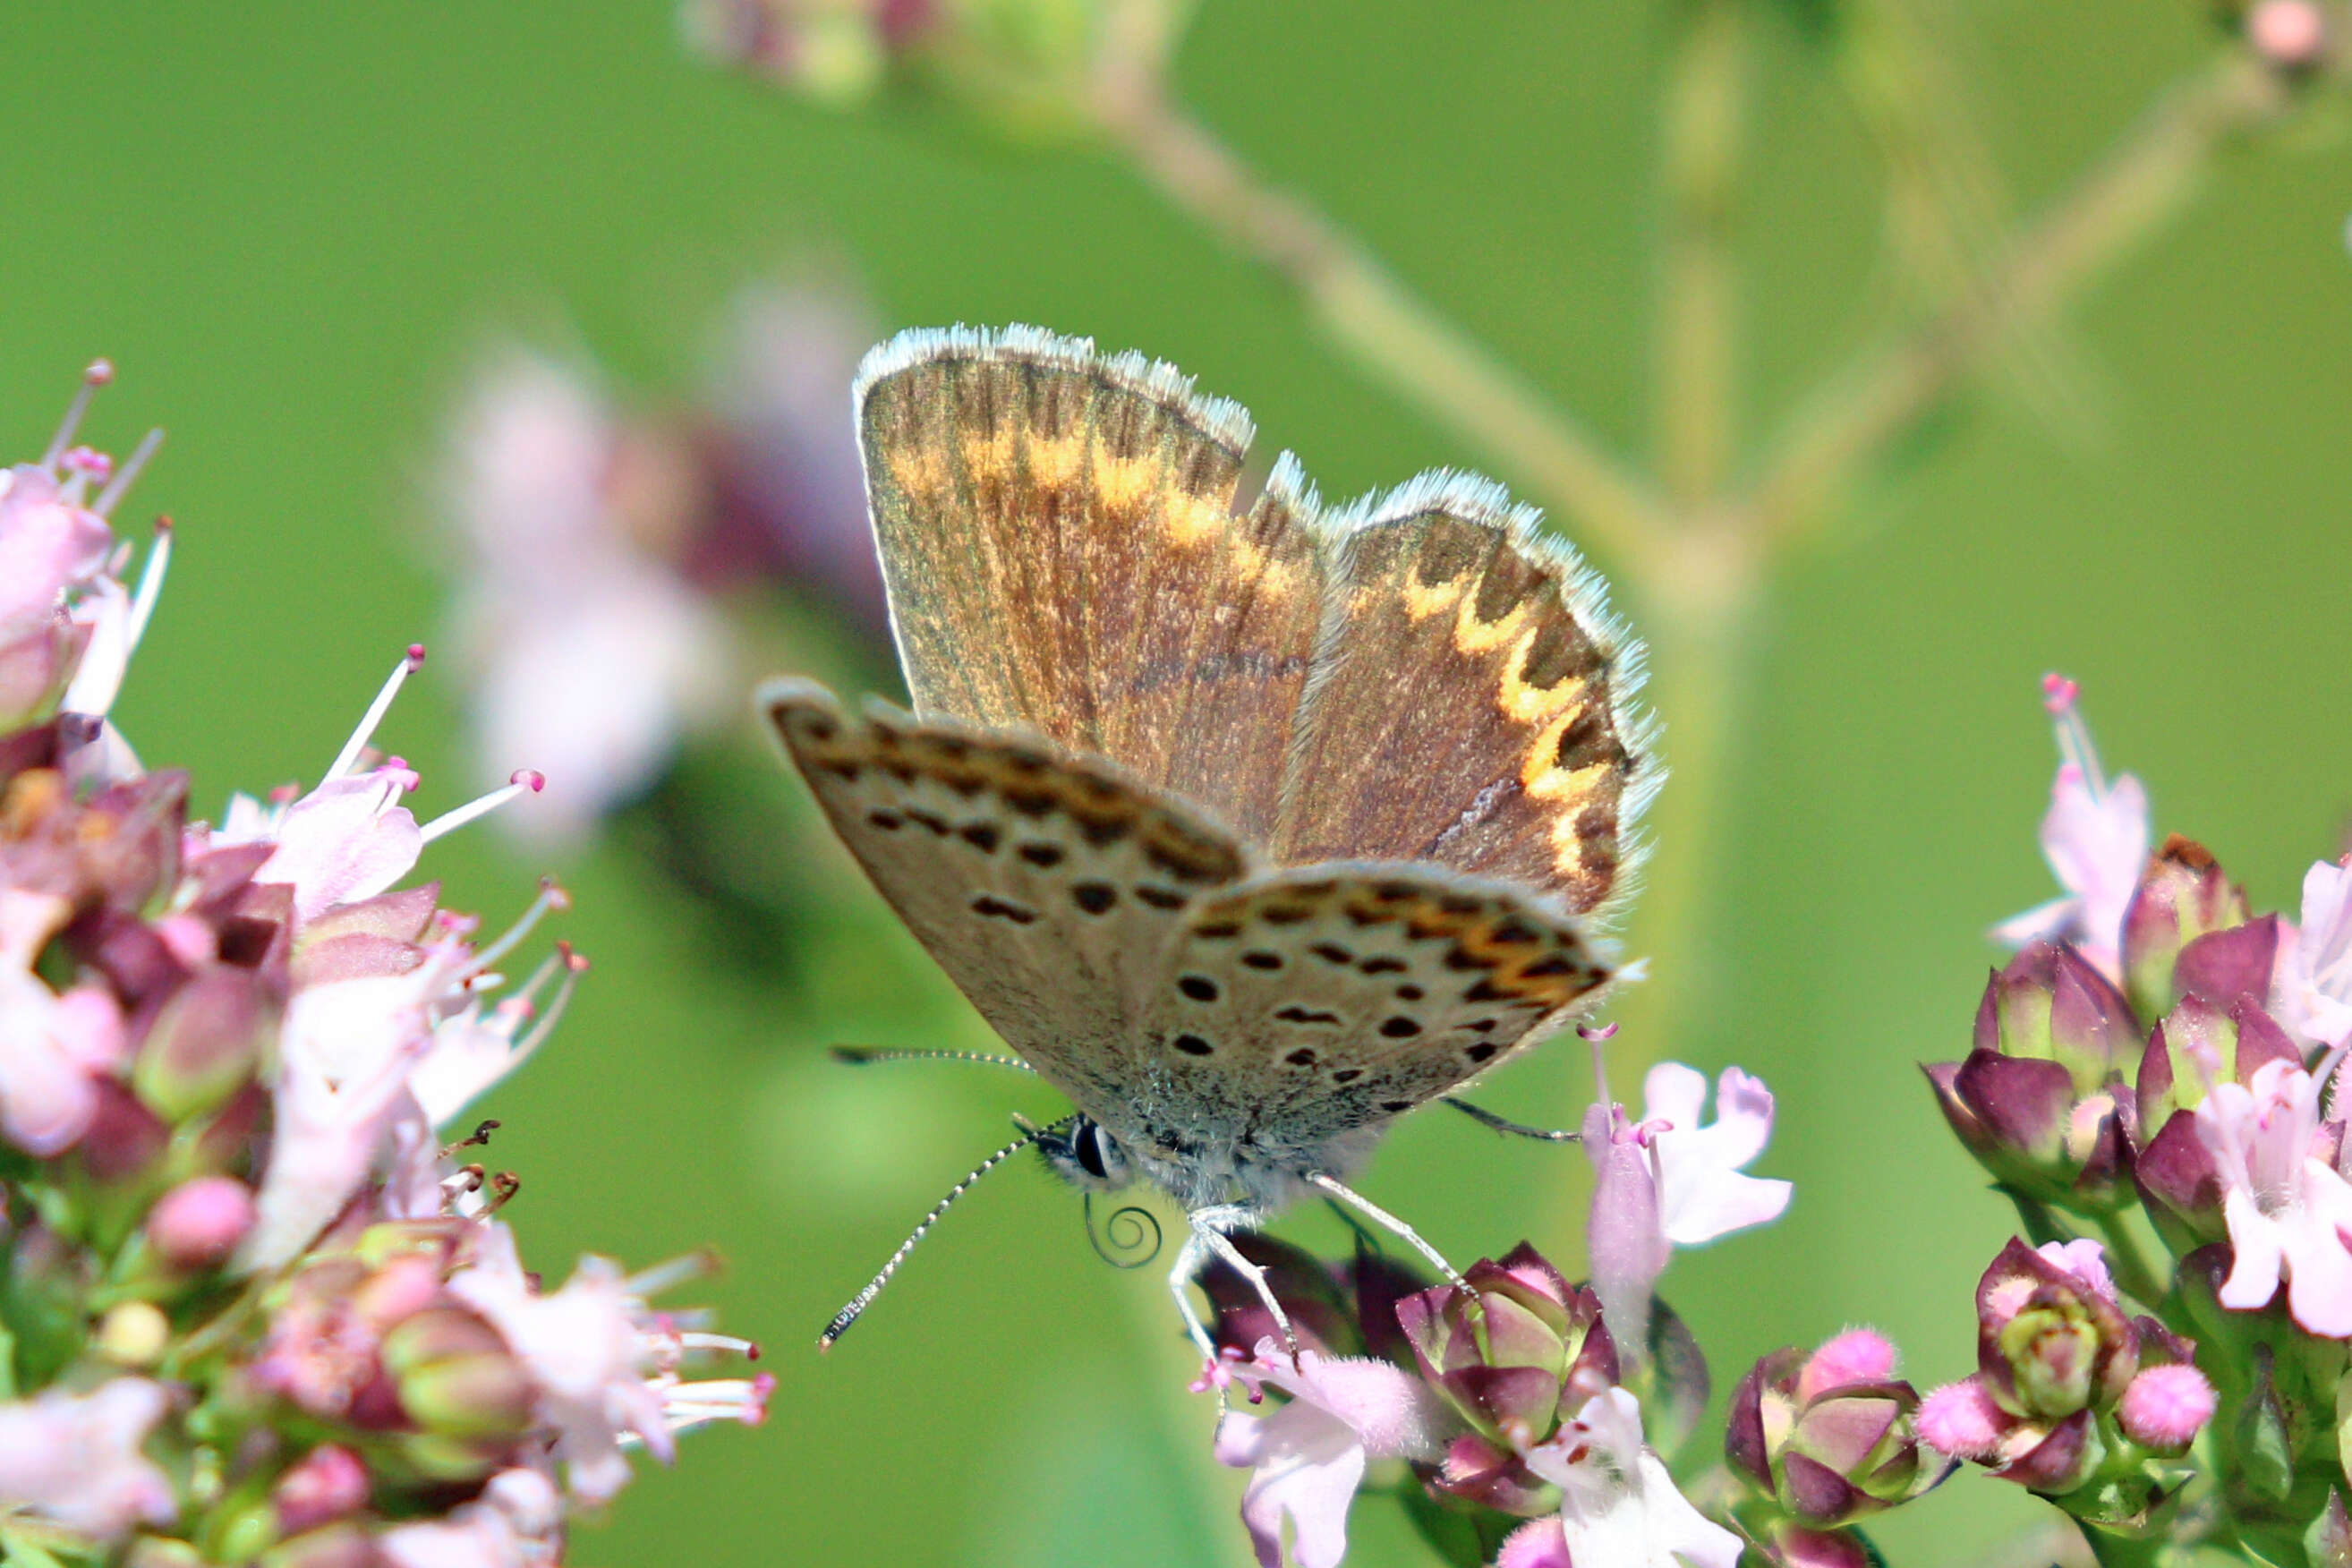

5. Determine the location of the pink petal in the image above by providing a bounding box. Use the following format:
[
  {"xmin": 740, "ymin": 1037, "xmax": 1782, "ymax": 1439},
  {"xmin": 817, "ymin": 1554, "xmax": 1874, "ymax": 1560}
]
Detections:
[{"xmin": 1496, "ymin": 1518, "xmax": 1572, "ymax": 1568}]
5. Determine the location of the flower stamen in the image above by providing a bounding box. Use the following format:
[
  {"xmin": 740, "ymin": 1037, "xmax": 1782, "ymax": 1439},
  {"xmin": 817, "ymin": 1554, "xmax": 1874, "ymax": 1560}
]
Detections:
[
  {"xmin": 326, "ymin": 645, "xmax": 428, "ymax": 784},
  {"xmin": 417, "ymin": 767, "xmax": 546, "ymax": 844}
]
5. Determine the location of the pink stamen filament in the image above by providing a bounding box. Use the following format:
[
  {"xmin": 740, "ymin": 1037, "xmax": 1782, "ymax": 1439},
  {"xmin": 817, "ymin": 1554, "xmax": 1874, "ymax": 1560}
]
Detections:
[
  {"xmin": 43, "ymin": 361, "xmax": 111, "ymax": 471},
  {"xmin": 2046, "ymin": 677, "xmax": 2109, "ymax": 799},
  {"xmin": 326, "ymin": 647, "xmax": 426, "ymax": 784},
  {"xmin": 624, "ymin": 1249, "xmax": 722, "ymax": 1300},
  {"xmin": 418, "ymin": 768, "xmax": 544, "ymax": 844},
  {"xmin": 464, "ymin": 880, "xmax": 570, "ymax": 981},
  {"xmin": 123, "ymin": 519, "xmax": 173, "ymax": 658},
  {"xmin": 94, "ymin": 428, "xmax": 164, "ymax": 518}
]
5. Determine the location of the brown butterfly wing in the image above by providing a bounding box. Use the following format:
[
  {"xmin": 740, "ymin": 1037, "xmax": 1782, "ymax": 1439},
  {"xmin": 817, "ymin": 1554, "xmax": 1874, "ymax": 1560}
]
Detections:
[
  {"xmin": 760, "ymin": 677, "xmax": 1253, "ymax": 1122},
  {"xmin": 856, "ymin": 327, "xmax": 1328, "ymax": 844},
  {"xmin": 1130, "ymin": 864, "xmax": 1611, "ymax": 1168},
  {"xmin": 1270, "ymin": 476, "xmax": 1657, "ymax": 919}
]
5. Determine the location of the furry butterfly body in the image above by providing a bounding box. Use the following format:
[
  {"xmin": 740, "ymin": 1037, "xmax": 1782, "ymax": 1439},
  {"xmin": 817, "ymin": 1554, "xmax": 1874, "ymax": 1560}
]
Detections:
[{"xmin": 763, "ymin": 325, "xmax": 1657, "ymax": 1351}]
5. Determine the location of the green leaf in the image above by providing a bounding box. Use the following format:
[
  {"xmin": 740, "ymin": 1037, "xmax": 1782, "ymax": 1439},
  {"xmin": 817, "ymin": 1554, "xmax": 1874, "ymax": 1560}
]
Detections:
[{"xmin": 1639, "ymin": 1295, "xmax": 1710, "ymax": 1463}]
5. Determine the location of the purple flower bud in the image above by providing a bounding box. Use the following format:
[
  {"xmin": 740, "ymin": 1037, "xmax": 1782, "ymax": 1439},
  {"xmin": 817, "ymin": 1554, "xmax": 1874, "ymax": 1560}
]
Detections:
[
  {"xmin": 1398, "ymin": 1243, "xmax": 1617, "ymax": 1514},
  {"xmin": 1725, "ymin": 1331, "xmax": 1931, "ymax": 1527},
  {"xmin": 2121, "ymin": 836, "xmax": 2251, "ymax": 1025},
  {"xmin": 2173, "ymin": 916, "xmax": 2280, "ymax": 1010},
  {"xmin": 147, "ymin": 1175, "xmax": 258, "ymax": 1270}
]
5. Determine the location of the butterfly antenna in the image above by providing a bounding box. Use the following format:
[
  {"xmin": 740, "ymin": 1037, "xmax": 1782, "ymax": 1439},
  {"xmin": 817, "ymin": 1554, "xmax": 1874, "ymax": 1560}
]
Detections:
[
  {"xmin": 1442, "ymin": 1096, "xmax": 1581, "ymax": 1143},
  {"xmin": 816, "ymin": 1118, "xmax": 1062, "ymax": 1351},
  {"xmin": 829, "ymin": 1044, "xmax": 1037, "ymax": 1074}
]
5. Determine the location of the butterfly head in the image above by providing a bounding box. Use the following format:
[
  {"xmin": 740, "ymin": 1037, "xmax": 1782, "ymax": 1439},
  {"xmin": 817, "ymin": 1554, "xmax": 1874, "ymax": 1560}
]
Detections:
[{"xmin": 1035, "ymin": 1113, "xmax": 1136, "ymax": 1193}]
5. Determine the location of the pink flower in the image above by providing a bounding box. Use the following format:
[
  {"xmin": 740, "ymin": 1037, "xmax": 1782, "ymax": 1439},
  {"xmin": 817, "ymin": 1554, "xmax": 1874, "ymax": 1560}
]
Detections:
[
  {"xmin": 1644, "ymin": 1062, "xmax": 1794, "ymax": 1246},
  {"xmin": 234, "ymin": 960, "xmax": 450, "ymax": 1271},
  {"xmin": 1513, "ymin": 1387, "xmax": 1741, "ymax": 1568},
  {"xmin": 1585, "ymin": 1058, "xmax": 1791, "ymax": 1345},
  {"xmin": 379, "ymin": 1465, "xmax": 563, "ymax": 1568},
  {"xmin": 2274, "ymin": 856, "xmax": 2352, "ymax": 1050},
  {"xmin": 1211, "ymin": 1340, "xmax": 1452, "ymax": 1568},
  {"xmin": 0, "ymin": 889, "xmax": 127, "ymax": 1155},
  {"xmin": 2194, "ymin": 1057, "xmax": 2352, "ymax": 1334},
  {"xmin": 0, "ymin": 464, "xmax": 113, "ymax": 637},
  {"xmin": 214, "ymin": 646, "xmax": 543, "ymax": 926},
  {"xmin": 449, "ymin": 1224, "xmax": 769, "ymax": 1503},
  {"xmin": 0, "ymin": 1378, "xmax": 175, "ymax": 1541},
  {"xmin": 1992, "ymin": 677, "xmax": 2149, "ymax": 981}
]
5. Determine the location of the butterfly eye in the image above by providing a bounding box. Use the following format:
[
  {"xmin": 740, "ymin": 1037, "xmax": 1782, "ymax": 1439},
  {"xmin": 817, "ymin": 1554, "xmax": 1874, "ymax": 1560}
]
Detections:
[{"xmin": 1073, "ymin": 1120, "xmax": 1112, "ymax": 1180}]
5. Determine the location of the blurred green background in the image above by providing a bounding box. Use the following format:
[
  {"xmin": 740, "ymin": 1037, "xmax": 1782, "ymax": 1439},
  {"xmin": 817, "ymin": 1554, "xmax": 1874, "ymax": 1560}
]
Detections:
[{"xmin": 4, "ymin": 3, "xmax": 2351, "ymax": 1564}]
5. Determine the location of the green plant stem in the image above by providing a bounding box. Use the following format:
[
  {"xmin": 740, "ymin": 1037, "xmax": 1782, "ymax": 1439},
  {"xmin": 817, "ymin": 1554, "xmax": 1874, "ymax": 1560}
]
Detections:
[
  {"xmin": 1743, "ymin": 48, "xmax": 2289, "ymax": 547},
  {"xmin": 2091, "ymin": 1211, "xmax": 2169, "ymax": 1314},
  {"xmin": 1088, "ymin": 72, "xmax": 1675, "ymax": 566},
  {"xmin": 1656, "ymin": 0, "xmax": 1747, "ymax": 510}
]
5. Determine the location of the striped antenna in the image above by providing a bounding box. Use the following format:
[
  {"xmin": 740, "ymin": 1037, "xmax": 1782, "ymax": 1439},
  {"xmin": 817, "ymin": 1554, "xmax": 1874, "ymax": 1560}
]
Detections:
[
  {"xmin": 828, "ymin": 1044, "xmax": 1037, "ymax": 1074},
  {"xmin": 815, "ymin": 1118, "xmax": 1068, "ymax": 1351}
]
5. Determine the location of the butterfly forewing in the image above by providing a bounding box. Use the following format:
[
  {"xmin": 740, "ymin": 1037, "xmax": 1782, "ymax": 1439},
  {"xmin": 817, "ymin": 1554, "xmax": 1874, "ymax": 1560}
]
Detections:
[
  {"xmin": 763, "ymin": 677, "xmax": 1253, "ymax": 1118},
  {"xmin": 857, "ymin": 328, "xmax": 1328, "ymax": 843},
  {"xmin": 1133, "ymin": 864, "xmax": 1610, "ymax": 1163},
  {"xmin": 1272, "ymin": 476, "xmax": 1656, "ymax": 918}
]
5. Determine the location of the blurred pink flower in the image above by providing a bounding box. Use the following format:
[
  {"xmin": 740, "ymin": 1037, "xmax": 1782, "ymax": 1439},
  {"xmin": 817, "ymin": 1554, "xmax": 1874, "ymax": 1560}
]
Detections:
[
  {"xmin": 1992, "ymin": 677, "xmax": 2148, "ymax": 981},
  {"xmin": 379, "ymin": 1465, "xmax": 563, "ymax": 1568},
  {"xmin": 0, "ymin": 1378, "xmax": 175, "ymax": 1541},
  {"xmin": 1212, "ymin": 1339, "xmax": 1452, "ymax": 1568},
  {"xmin": 1509, "ymin": 1386, "xmax": 1741, "ymax": 1568},
  {"xmin": 2195, "ymin": 1057, "xmax": 2352, "ymax": 1334},
  {"xmin": 2274, "ymin": 856, "xmax": 2352, "ymax": 1050},
  {"xmin": 0, "ymin": 888, "xmax": 128, "ymax": 1155},
  {"xmin": 442, "ymin": 350, "xmax": 729, "ymax": 850}
]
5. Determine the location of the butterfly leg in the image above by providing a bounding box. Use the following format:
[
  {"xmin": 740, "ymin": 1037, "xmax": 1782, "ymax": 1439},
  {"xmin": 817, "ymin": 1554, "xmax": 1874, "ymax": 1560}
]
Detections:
[
  {"xmin": 1171, "ymin": 1204, "xmax": 1300, "ymax": 1365},
  {"xmin": 1304, "ymin": 1172, "xmax": 1471, "ymax": 1295}
]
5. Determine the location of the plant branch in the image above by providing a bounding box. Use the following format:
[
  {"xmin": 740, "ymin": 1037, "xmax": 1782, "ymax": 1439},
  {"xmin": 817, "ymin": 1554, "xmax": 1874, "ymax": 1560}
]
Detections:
[
  {"xmin": 1744, "ymin": 48, "xmax": 2290, "ymax": 545},
  {"xmin": 1655, "ymin": 0, "xmax": 1748, "ymax": 508},
  {"xmin": 1088, "ymin": 67, "xmax": 1676, "ymax": 561}
]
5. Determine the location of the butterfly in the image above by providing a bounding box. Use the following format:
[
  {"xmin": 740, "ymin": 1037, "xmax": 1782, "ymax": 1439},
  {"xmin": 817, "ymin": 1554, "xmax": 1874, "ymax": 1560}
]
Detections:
[{"xmin": 762, "ymin": 325, "xmax": 1657, "ymax": 1358}]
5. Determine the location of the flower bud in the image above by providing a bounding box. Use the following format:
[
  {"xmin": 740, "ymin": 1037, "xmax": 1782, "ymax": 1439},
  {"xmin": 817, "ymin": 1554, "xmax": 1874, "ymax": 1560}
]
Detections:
[
  {"xmin": 1399, "ymin": 1244, "xmax": 1616, "ymax": 1453},
  {"xmin": 97, "ymin": 1301, "xmax": 171, "ymax": 1369},
  {"xmin": 133, "ymin": 964, "xmax": 277, "ymax": 1123},
  {"xmin": 2115, "ymin": 1363, "xmax": 2216, "ymax": 1453},
  {"xmin": 1725, "ymin": 1331, "xmax": 1932, "ymax": 1527},
  {"xmin": 147, "ymin": 1175, "xmax": 259, "ymax": 1270},
  {"xmin": 272, "ymin": 1444, "xmax": 370, "ymax": 1537},
  {"xmin": 257, "ymin": 1523, "xmax": 378, "ymax": 1568},
  {"xmin": 2121, "ymin": 836, "xmax": 2250, "ymax": 1024},
  {"xmin": 379, "ymin": 1306, "xmax": 536, "ymax": 1440},
  {"xmin": 1926, "ymin": 943, "xmax": 2135, "ymax": 1208},
  {"xmin": 1976, "ymin": 1240, "xmax": 2135, "ymax": 1422}
]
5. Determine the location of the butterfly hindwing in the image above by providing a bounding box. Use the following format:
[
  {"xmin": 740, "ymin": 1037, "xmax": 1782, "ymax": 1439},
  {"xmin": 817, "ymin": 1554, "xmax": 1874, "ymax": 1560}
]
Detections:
[
  {"xmin": 761, "ymin": 677, "xmax": 1254, "ymax": 1118},
  {"xmin": 1272, "ymin": 475, "xmax": 1657, "ymax": 919},
  {"xmin": 856, "ymin": 327, "xmax": 1328, "ymax": 843},
  {"xmin": 1131, "ymin": 863, "xmax": 1610, "ymax": 1165}
]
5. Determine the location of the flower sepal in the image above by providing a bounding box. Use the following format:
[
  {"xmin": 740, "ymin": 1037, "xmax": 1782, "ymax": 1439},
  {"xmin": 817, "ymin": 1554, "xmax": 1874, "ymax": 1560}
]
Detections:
[
  {"xmin": 2122, "ymin": 835, "xmax": 2253, "ymax": 1025},
  {"xmin": 1926, "ymin": 943, "xmax": 2137, "ymax": 1212}
]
